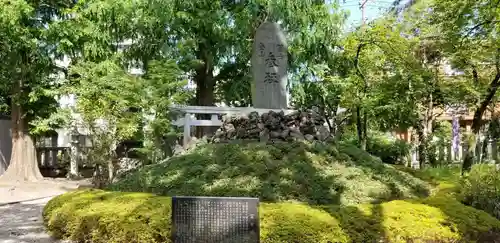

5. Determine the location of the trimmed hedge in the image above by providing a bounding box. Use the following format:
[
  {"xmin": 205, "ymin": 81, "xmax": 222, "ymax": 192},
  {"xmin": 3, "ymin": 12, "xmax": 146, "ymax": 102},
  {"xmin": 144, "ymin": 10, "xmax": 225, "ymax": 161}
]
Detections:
[
  {"xmin": 109, "ymin": 141, "xmax": 430, "ymax": 205},
  {"xmin": 43, "ymin": 190, "xmax": 500, "ymax": 243}
]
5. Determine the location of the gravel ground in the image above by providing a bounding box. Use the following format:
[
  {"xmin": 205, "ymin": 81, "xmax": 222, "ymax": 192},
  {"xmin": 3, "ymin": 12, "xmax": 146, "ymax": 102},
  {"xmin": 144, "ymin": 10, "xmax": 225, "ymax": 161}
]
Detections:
[
  {"xmin": 0, "ymin": 197, "xmax": 69, "ymax": 243},
  {"xmin": 0, "ymin": 179, "xmax": 91, "ymax": 243}
]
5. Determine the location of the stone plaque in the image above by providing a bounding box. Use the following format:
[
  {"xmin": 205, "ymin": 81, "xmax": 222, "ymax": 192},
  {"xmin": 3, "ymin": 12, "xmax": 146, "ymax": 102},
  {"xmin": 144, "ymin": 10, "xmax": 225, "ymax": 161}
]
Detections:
[
  {"xmin": 172, "ymin": 196, "xmax": 260, "ymax": 243},
  {"xmin": 252, "ymin": 22, "xmax": 288, "ymax": 109}
]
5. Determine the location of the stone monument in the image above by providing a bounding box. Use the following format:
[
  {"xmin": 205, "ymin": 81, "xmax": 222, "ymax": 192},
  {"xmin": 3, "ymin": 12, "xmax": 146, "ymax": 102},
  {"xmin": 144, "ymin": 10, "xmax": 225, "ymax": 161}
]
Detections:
[{"xmin": 251, "ymin": 22, "xmax": 288, "ymax": 109}]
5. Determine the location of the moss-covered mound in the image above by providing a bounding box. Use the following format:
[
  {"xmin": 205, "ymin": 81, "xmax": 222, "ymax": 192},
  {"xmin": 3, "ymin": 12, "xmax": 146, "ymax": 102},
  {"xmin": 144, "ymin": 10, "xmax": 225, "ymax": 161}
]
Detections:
[
  {"xmin": 396, "ymin": 165, "xmax": 463, "ymax": 198},
  {"xmin": 110, "ymin": 141, "xmax": 430, "ymax": 205},
  {"xmin": 43, "ymin": 190, "xmax": 500, "ymax": 243}
]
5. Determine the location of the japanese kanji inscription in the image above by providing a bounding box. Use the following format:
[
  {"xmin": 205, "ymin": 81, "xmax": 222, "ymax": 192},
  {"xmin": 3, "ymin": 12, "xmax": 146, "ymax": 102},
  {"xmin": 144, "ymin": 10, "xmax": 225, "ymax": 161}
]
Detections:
[
  {"xmin": 172, "ymin": 196, "xmax": 260, "ymax": 243},
  {"xmin": 251, "ymin": 22, "xmax": 288, "ymax": 109}
]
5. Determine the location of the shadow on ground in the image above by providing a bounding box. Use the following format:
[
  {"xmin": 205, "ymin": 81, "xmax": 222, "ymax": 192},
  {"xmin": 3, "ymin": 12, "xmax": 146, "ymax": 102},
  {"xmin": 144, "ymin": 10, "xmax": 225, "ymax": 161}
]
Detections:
[
  {"xmin": 42, "ymin": 186, "xmax": 500, "ymax": 242},
  {"xmin": 41, "ymin": 141, "xmax": 500, "ymax": 242},
  {"xmin": 109, "ymin": 141, "xmax": 430, "ymax": 206},
  {"xmin": 0, "ymin": 198, "xmax": 69, "ymax": 243}
]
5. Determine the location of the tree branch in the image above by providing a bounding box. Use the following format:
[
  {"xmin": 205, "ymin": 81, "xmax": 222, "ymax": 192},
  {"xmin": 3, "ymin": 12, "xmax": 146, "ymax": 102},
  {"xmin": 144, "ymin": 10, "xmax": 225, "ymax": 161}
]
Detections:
[
  {"xmin": 337, "ymin": 114, "xmax": 350, "ymax": 126},
  {"xmin": 471, "ymin": 49, "xmax": 500, "ymax": 132},
  {"xmin": 354, "ymin": 43, "xmax": 366, "ymax": 82},
  {"xmin": 471, "ymin": 65, "xmax": 480, "ymax": 84}
]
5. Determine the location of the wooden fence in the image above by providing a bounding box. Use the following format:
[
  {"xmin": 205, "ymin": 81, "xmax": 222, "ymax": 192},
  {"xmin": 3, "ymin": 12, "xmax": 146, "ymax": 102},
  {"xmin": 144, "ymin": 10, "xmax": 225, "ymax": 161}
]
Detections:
[
  {"xmin": 410, "ymin": 139, "xmax": 499, "ymax": 168},
  {"xmin": 36, "ymin": 146, "xmax": 95, "ymax": 177},
  {"xmin": 37, "ymin": 147, "xmax": 71, "ymax": 169}
]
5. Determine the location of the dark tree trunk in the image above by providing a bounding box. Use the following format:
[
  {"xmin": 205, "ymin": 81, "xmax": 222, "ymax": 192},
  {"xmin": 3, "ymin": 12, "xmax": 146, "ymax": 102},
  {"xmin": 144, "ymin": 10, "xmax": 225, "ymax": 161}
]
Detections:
[
  {"xmin": 193, "ymin": 47, "xmax": 217, "ymax": 138},
  {"xmin": 416, "ymin": 96, "xmax": 434, "ymax": 168},
  {"xmin": 462, "ymin": 72, "xmax": 500, "ymax": 174},
  {"xmin": 356, "ymin": 106, "xmax": 367, "ymax": 151},
  {"xmin": 354, "ymin": 44, "xmax": 368, "ymax": 151},
  {"xmin": 425, "ymin": 93, "xmax": 436, "ymax": 166},
  {"xmin": 195, "ymin": 79, "xmax": 215, "ymax": 107},
  {"xmin": 362, "ymin": 108, "xmax": 367, "ymax": 150},
  {"xmin": 416, "ymin": 122, "xmax": 428, "ymax": 168},
  {"xmin": 0, "ymin": 79, "xmax": 43, "ymax": 182}
]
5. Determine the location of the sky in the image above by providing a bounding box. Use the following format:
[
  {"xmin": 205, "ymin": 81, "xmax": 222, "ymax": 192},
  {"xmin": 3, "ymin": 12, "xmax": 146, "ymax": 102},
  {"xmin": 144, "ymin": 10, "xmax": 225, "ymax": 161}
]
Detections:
[{"xmin": 339, "ymin": 0, "xmax": 396, "ymax": 29}]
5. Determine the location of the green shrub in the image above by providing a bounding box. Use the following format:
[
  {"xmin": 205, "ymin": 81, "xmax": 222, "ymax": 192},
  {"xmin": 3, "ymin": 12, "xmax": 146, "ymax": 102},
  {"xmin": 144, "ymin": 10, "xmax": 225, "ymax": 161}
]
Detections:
[
  {"xmin": 343, "ymin": 131, "xmax": 411, "ymax": 164},
  {"xmin": 109, "ymin": 141, "xmax": 430, "ymax": 205},
  {"xmin": 43, "ymin": 190, "xmax": 170, "ymax": 243},
  {"xmin": 368, "ymin": 137, "xmax": 411, "ymax": 165},
  {"xmin": 461, "ymin": 164, "xmax": 500, "ymax": 219},
  {"xmin": 44, "ymin": 190, "xmax": 500, "ymax": 243}
]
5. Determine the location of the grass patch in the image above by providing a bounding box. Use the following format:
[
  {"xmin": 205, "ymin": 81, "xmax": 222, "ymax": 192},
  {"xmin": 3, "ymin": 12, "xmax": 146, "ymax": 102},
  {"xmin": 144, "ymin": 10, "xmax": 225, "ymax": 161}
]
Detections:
[
  {"xmin": 398, "ymin": 164, "xmax": 500, "ymax": 222},
  {"xmin": 396, "ymin": 165, "xmax": 462, "ymax": 198},
  {"xmin": 43, "ymin": 189, "xmax": 500, "ymax": 243},
  {"xmin": 109, "ymin": 141, "xmax": 430, "ymax": 205}
]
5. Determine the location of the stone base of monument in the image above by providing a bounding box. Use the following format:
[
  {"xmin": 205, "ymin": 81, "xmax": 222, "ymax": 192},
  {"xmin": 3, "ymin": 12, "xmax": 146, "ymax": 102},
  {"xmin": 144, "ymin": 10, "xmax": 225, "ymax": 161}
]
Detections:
[
  {"xmin": 212, "ymin": 109, "xmax": 331, "ymax": 143},
  {"xmin": 172, "ymin": 196, "xmax": 260, "ymax": 243}
]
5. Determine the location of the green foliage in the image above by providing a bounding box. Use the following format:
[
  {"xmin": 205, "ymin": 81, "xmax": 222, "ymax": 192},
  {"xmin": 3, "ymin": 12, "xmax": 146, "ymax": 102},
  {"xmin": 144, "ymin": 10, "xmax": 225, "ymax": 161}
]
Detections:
[
  {"xmin": 44, "ymin": 189, "xmax": 500, "ymax": 243},
  {"xmin": 110, "ymin": 141, "xmax": 430, "ymax": 205},
  {"xmin": 68, "ymin": 58, "xmax": 142, "ymax": 139},
  {"xmin": 343, "ymin": 131, "xmax": 411, "ymax": 164},
  {"xmin": 290, "ymin": 71, "xmax": 348, "ymax": 135},
  {"xmin": 367, "ymin": 136, "xmax": 410, "ymax": 165},
  {"xmin": 139, "ymin": 60, "xmax": 193, "ymax": 162},
  {"xmin": 325, "ymin": 197, "xmax": 500, "ymax": 243},
  {"xmin": 43, "ymin": 190, "xmax": 171, "ymax": 243},
  {"xmin": 37, "ymin": 55, "xmax": 193, "ymax": 182},
  {"xmin": 433, "ymin": 121, "xmax": 453, "ymax": 142},
  {"xmin": 0, "ymin": 0, "xmax": 64, "ymax": 131},
  {"xmin": 397, "ymin": 165, "xmax": 462, "ymax": 198},
  {"xmin": 61, "ymin": 57, "xmax": 143, "ymax": 179},
  {"xmin": 461, "ymin": 164, "xmax": 500, "ymax": 220},
  {"xmin": 431, "ymin": 0, "xmax": 500, "ymax": 170}
]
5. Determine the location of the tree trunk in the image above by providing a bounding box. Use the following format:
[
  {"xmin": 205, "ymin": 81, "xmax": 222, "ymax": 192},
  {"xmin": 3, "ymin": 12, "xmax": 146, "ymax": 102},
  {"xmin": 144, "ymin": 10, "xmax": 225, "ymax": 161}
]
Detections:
[
  {"xmin": 416, "ymin": 123, "xmax": 428, "ymax": 168},
  {"xmin": 0, "ymin": 80, "xmax": 43, "ymax": 182},
  {"xmin": 415, "ymin": 90, "xmax": 435, "ymax": 168},
  {"xmin": 362, "ymin": 108, "xmax": 368, "ymax": 150},
  {"xmin": 356, "ymin": 106, "xmax": 367, "ymax": 150},
  {"xmin": 195, "ymin": 80, "xmax": 215, "ymax": 107},
  {"xmin": 462, "ymin": 72, "xmax": 500, "ymax": 173},
  {"xmin": 353, "ymin": 44, "xmax": 368, "ymax": 151},
  {"xmin": 463, "ymin": 131, "xmax": 477, "ymax": 174},
  {"xmin": 416, "ymin": 119, "xmax": 433, "ymax": 168},
  {"xmin": 194, "ymin": 81, "xmax": 216, "ymax": 138},
  {"xmin": 0, "ymin": 160, "xmax": 6, "ymax": 175},
  {"xmin": 425, "ymin": 94, "xmax": 436, "ymax": 166},
  {"xmin": 320, "ymin": 95, "xmax": 336, "ymax": 135},
  {"xmin": 194, "ymin": 47, "xmax": 216, "ymax": 138}
]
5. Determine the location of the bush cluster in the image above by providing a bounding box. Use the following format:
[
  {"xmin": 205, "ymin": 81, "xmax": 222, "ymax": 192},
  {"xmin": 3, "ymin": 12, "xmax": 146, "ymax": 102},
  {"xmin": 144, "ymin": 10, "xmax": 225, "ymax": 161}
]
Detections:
[
  {"xmin": 109, "ymin": 141, "xmax": 430, "ymax": 205},
  {"xmin": 43, "ymin": 189, "xmax": 500, "ymax": 243},
  {"xmin": 461, "ymin": 164, "xmax": 500, "ymax": 219},
  {"xmin": 367, "ymin": 136, "xmax": 411, "ymax": 165},
  {"xmin": 343, "ymin": 132, "xmax": 411, "ymax": 164}
]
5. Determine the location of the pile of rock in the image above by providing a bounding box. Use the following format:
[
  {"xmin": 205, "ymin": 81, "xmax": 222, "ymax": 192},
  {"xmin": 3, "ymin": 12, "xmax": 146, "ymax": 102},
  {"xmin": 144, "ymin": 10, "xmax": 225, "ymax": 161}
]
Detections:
[{"xmin": 212, "ymin": 109, "xmax": 331, "ymax": 143}]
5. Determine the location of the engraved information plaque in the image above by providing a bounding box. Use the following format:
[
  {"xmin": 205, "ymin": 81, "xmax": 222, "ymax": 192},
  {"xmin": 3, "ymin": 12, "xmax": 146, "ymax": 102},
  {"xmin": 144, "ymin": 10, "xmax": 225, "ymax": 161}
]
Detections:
[{"xmin": 172, "ymin": 196, "xmax": 260, "ymax": 243}]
